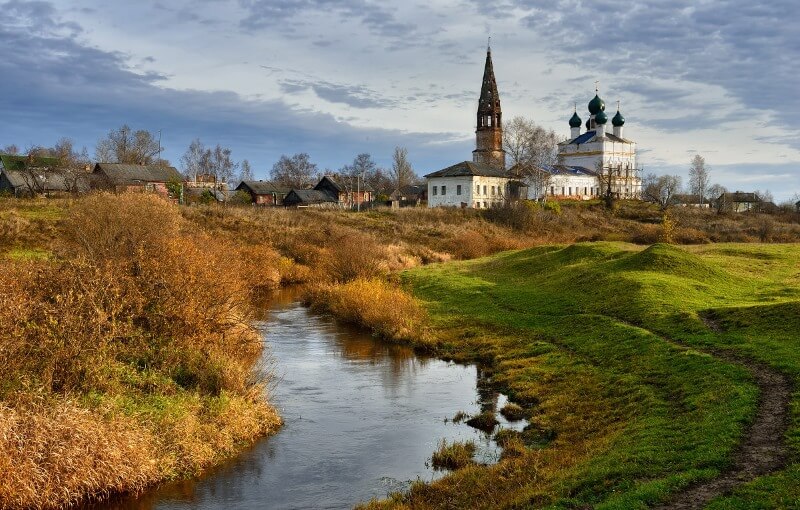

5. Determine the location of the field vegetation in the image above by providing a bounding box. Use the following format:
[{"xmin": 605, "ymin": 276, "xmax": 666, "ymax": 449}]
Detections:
[
  {"xmin": 354, "ymin": 242, "xmax": 800, "ymax": 508},
  {"xmin": 2, "ymin": 195, "xmax": 799, "ymax": 508}
]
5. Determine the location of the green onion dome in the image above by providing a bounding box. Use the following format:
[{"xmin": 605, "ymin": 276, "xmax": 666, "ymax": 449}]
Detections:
[
  {"xmin": 612, "ymin": 110, "xmax": 625, "ymax": 127},
  {"xmin": 595, "ymin": 109, "xmax": 608, "ymax": 124},
  {"xmin": 569, "ymin": 111, "xmax": 582, "ymax": 128},
  {"xmin": 588, "ymin": 94, "xmax": 605, "ymax": 115}
]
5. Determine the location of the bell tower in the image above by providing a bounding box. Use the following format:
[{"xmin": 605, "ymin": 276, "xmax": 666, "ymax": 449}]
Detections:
[{"xmin": 472, "ymin": 44, "xmax": 505, "ymax": 169}]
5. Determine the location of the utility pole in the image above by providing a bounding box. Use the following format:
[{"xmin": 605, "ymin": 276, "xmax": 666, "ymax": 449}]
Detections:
[{"xmin": 157, "ymin": 129, "xmax": 162, "ymax": 166}]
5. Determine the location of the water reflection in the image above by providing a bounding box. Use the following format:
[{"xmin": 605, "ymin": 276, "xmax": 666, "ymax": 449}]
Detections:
[{"xmin": 96, "ymin": 290, "xmax": 522, "ymax": 510}]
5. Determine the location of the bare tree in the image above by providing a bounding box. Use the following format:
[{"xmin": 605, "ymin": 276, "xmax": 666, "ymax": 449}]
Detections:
[
  {"xmin": 390, "ymin": 146, "xmax": 416, "ymax": 191},
  {"xmin": 95, "ymin": 125, "xmax": 160, "ymax": 165},
  {"xmin": 643, "ymin": 173, "xmax": 682, "ymax": 210},
  {"xmin": 270, "ymin": 153, "xmax": 318, "ymax": 188},
  {"xmin": 207, "ymin": 144, "xmax": 237, "ymax": 185},
  {"xmin": 181, "ymin": 139, "xmax": 209, "ymax": 181},
  {"xmin": 708, "ymin": 183, "xmax": 728, "ymax": 213},
  {"xmin": 688, "ymin": 154, "xmax": 710, "ymax": 205},
  {"xmin": 503, "ymin": 116, "xmax": 559, "ymax": 170},
  {"xmin": 2, "ymin": 144, "xmax": 19, "ymax": 155},
  {"xmin": 504, "ymin": 117, "xmax": 558, "ymax": 201},
  {"xmin": 238, "ymin": 159, "xmax": 254, "ymax": 184}
]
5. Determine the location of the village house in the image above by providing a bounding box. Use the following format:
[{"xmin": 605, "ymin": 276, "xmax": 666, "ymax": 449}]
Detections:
[
  {"xmin": 389, "ymin": 184, "xmax": 427, "ymax": 208},
  {"xmin": 283, "ymin": 189, "xmax": 337, "ymax": 208},
  {"xmin": 92, "ymin": 163, "xmax": 182, "ymax": 197},
  {"xmin": 0, "ymin": 154, "xmax": 89, "ymax": 196},
  {"xmin": 235, "ymin": 180, "xmax": 290, "ymax": 206},
  {"xmin": 283, "ymin": 175, "xmax": 373, "ymax": 208},
  {"xmin": 716, "ymin": 191, "xmax": 762, "ymax": 212},
  {"xmin": 674, "ymin": 194, "xmax": 711, "ymax": 208},
  {"xmin": 426, "ymin": 46, "xmax": 511, "ymax": 208}
]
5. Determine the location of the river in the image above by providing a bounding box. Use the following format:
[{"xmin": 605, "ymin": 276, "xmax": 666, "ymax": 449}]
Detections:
[{"xmin": 101, "ymin": 290, "xmax": 523, "ymax": 509}]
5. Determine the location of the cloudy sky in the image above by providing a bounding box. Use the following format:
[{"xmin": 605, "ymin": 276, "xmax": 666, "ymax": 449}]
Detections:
[{"xmin": 1, "ymin": 0, "xmax": 798, "ymax": 200}]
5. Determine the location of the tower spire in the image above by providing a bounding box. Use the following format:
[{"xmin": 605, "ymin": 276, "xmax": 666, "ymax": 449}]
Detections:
[{"xmin": 473, "ymin": 45, "xmax": 505, "ymax": 169}]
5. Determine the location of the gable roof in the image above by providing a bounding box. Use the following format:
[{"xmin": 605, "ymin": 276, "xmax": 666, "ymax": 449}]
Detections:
[
  {"xmin": 511, "ymin": 163, "xmax": 597, "ymax": 177},
  {"xmin": 0, "ymin": 154, "xmax": 60, "ymax": 170},
  {"xmin": 719, "ymin": 192, "xmax": 760, "ymax": 203},
  {"xmin": 236, "ymin": 180, "xmax": 290, "ymax": 195},
  {"xmin": 93, "ymin": 163, "xmax": 182, "ymax": 185},
  {"xmin": 0, "ymin": 168, "xmax": 89, "ymax": 192},
  {"xmin": 285, "ymin": 189, "xmax": 336, "ymax": 204},
  {"xmin": 315, "ymin": 175, "xmax": 342, "ymax": 193},
  {"xmin": 424, "ymin": 161, "xmax": 509, "ymax": 179}
]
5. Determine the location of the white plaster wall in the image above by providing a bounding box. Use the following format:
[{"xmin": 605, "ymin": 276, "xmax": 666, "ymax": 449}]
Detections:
[
  {"xmin": 427, "ymin": 175, "xmax": 510, "ymax": 208},
  {"xmin": 534, "ymin": 174, "xmax": 599, "ymax": 199}
]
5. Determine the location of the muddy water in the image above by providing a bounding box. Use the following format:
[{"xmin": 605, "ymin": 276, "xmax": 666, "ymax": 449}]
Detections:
[{"xmin": 104, "ymin": 291, "xmax": 523, "ymax": 510}]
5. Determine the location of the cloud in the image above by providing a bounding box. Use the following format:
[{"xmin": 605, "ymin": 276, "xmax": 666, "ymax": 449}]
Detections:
[
  {"xmin": 278, "ymin": 79, "xmax": 399, "ymax": 109},
  {"xmin": 500, "ymin": 0, "xmax": 800, "ymax": 137},
  {"xmin": 238, "ymin": 0, "xmax": 415, "ymax": 38},
  {"xmin": 0, "ymin": 0, "xmax": 463, "ymax": 175}
]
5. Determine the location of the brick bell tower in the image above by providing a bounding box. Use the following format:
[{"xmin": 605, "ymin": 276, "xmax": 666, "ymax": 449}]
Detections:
[{"xmin": 472, "ymin": 43, "xmax": 505, "ymax": 169}]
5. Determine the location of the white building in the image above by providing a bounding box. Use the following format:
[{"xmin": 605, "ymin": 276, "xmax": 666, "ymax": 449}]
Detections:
[
  {"xmin": 555, "ymin": 92, "xmax": 641, "ymax": 199},
  {"xmin": 426, "ymin": 161, "xmax": 510, "ymax": 208},
  {"xmin": 426, "ymin": 46, "xmax": 511, "ymax": 209}
]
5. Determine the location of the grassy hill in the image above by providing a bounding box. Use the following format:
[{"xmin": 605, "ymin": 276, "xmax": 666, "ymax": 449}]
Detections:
[{"xmin": 386, "ymin": 242, "xmax": 800, "ymax": 509}]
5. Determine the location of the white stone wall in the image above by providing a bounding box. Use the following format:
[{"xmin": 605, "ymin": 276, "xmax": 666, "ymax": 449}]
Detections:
[
  {"xmin": 427, "ymin": 175, "xmax": 509, "ymax": 208},
  {"xmin": 537, "ymin": 174, "xmax": 600, "ymax": 200},
  {"xmin": 559, "ymin": 134, "xmax": 641, "ymax": 199}
]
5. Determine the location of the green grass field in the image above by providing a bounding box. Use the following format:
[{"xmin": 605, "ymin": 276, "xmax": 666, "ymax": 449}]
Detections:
[{"xmin": 393, "ymin": 242, "xmax": 799, "ymax": 509}]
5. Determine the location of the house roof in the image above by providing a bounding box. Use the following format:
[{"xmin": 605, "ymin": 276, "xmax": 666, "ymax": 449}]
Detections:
[
  {"xmin": 1, "ymin": 168, "xmax": 89, "ymax": 192},
  {"xmin": 236, "ymin": 180, "xmax": 290, "ymax": 195},
  {"xmin": 93, "ymin": 163, "xmax": 182, "ymax": 185},
  {"xmin": 315, "ymin": 175, "xmax": 374, "ymax": 193},
  {"xmin": 424, "ymin": 161, "xmax": 509, "ymax": 179},
  {"xmin": 674, "ymin": 193, "xmax": 704, "ymax": 204},
  {"xmin": 559, "ymin": 130, "xmax": 633, "ymax": 146},
  {"xmin": 285, "ymin": 189, "xmax": 336, "ymax": 204},
  {"xmin": 0, "ymin": 154, "xmax": 60, "ymax": 170},
  {"xmin": 719, "ymin": 192, "xmax": 761, "ymax": 203}
]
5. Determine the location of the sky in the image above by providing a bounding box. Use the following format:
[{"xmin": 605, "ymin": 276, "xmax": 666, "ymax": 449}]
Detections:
[{"xmin": 0, "ymin": 0, "xmax": 798, "ymax": 201}]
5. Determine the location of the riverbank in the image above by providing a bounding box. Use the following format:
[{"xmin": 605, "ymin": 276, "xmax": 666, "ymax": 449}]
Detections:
[
  {"xmin": 0, "ymin": 195, "xmax": 283, "ymax": 509},
  {"xmin": 347, "ymin": 242, "xmax": 799, "ymax": 508}
]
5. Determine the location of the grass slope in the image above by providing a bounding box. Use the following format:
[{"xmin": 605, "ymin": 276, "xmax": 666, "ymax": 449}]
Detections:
[{"xmin": 392, "ymin": 242, "xmax": 799, "ymax": 509}]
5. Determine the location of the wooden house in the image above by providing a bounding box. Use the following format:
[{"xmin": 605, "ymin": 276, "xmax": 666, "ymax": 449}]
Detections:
[
  {"xmin": 283, "ymin": 189, "xmax": 337, "ymax": 208},
  {"xmin": 235, "ymin": 181, "xmax": 290, "ymax": 206},
  {"xmin": 92, "ymin": 163, "xmax": 182, "ymax": 197},
  {"xmin": 314, "ymin": 176, "xmax": 373, "ymax": 208},
  {"xmin": 0, "ymin": 154, "xmax": 88, "ymax": 196},
  {"xmin": 716, "ymin": 191, "xmax": 763, "ymax": 213}
]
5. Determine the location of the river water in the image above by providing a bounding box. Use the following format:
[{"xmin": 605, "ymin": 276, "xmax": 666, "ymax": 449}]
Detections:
[{"xmin": 102, "ymin": 291, "xmax": 523, "ymax": 510}]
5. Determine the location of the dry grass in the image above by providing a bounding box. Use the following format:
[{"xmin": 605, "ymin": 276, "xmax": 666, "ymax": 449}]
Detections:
[
  {"xmin": 430, "ymin": 440, "xmax": 476, "ymax": 471},
  {"xmin": 0, "ymin": 194, "xmax": 282, "ymax": 508},
  {"xmin": 304, "ymin": 279, "xmax": 431, "ymax": 346}
]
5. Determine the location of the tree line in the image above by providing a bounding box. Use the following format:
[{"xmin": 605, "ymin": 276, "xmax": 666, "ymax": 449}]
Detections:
[{"xmin": 3, "ymin": 125, "xmax": 421, "ymax": 197}]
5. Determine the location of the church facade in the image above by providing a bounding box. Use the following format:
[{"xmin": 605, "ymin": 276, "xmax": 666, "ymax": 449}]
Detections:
[
  {"xmin": 554, "ymin": 93, "xmax": 641, "ymax": 199},
  {"xmin": 425, "ymin": 47, "xmax": 511, "ymax": 209}
]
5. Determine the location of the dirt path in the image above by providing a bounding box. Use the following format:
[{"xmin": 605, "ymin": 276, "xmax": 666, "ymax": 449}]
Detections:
[{"xmin": 651, "ymin": 319, "xmax": 792, "ymax": 509}]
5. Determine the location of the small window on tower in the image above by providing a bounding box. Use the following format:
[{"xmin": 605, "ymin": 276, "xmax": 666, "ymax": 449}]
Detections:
[{"xmin": 457, "ymin": 185, "xmax": 462, "ymax": 195}]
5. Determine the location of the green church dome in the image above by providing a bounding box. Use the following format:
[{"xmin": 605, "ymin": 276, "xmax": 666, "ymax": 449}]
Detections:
[
  {"xmin": 595, "ymin": 109, "xmax": 608, "ymax": 124},
  {"xmin": 569, "ymin": 111, "xmax": 582, "ymax": 128},
  {"xmin": 588, "ymin": 94, "xmax": 605, "ymax": 115},
  {"xmin": 612, "ymin": 110, "xmax": 625, "ymax": 127}
]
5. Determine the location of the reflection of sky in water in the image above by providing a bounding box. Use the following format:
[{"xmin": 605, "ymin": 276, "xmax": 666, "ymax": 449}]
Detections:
[{"xmin": 96, "ymin": 291, "xmax": 527, "ymax": 510}]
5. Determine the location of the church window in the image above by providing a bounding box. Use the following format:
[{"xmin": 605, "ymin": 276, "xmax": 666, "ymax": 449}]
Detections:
[
  {"xmin": 483, "ymin": 202, "xmax": 487, "ymax": 208},
  {"xmin": 561, "ymin": 187, "xmax": 565, "ymax": 195},
  {"xmin": 441, "ymin": 185, "xmax": 447, "ymax": 195},
  {"xmin": 476, "ymin": 184, "xmax": 480, "ymax": 195},
  {"xmin": 569, "ymin": 187, "xmax": 572, "ymax": 195},
  {"xmin": 550, "ymin": 186, "xmax": 555, "ymax": 195},
  {"xmin": 433, "ymin": 186, "xmax": 438, "ymax": 196},
  {"xmin": 457, "ymin": 185, "xmax": 462, "ymax": 195},
  {"xmin": 483, "ymin": 185, "xmax": 487, "ymax": 195},
  {"xmin": 584, "ymin": 187, "xmax": 588, "ymax": 195},
  {"xmin": 491, "ymin": 186, "xmax": 495, "ymax": 196}
]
